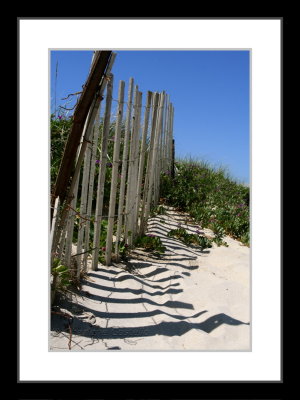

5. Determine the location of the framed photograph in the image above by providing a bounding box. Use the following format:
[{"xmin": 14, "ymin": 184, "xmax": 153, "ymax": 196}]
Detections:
[{"xmin": 18, "ymin": 16, "xmax": 282, "ymax": 395}]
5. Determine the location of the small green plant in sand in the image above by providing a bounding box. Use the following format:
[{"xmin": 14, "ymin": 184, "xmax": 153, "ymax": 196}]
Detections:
[
  {"xmin": 51, "ymin": 258, "xmax": 75, "ymax": 304},
  {"xmin": 117, "ymin": 240, "xmax": 130, "ymax": 259},
  {"xmin": 156, "ymin": 204, "xmax": 167, "ymax": 215},
  {"xmin": 134, "ymin": 234, "xmax": 166, "ymax": 254},
  {"xmin": 167, "ymin": 227, "xmax": 213, "ymax": 250},
  {"xmin": 51, "ymin": 258, "xmax": 72, "ymax": 290},
  {"xmin": 209, "ymin": 221, "xmax": 229, "ymax": 247},
  {"xmin": 150, "ymin": 204, "xmax": 167, "ymax": 217}
]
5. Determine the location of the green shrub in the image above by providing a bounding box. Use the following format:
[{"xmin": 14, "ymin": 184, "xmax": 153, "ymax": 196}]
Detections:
[{"xmin": 161, "ymin": 158, "xmax": 249, "ymax": 246}]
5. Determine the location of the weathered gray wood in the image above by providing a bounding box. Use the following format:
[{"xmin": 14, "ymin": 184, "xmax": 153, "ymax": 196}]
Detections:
[
  {"xmin": 163, "ymin": 95, "xmax": 170, "ymax": 173},
  {"xmin": 50, "ymin": 196, "xmax": 60, "ymax": 263},
  {"xmin": 170, "ymin": 104, "xmax": 175, "ymax": 178},
  {"xmin": 91, "ymin": 74, "xmax": 114, "ymax": 271},
  {"xmin": 166, "ymin": 102, "xmax": 172, "ymax": 172},
  {"xmin": 76, "ymin": 135, "xmax": 92, "ymax": 269},
  {"xmin": 144, "ymin": 92, "xmax": 165, "ymax": 222},
  {"xmin": 64, "ymin": 171, "xmax": 80, "ymax": 267},
  {"xmin": 130, "ymin": 91, "xmax": 143, "ymax": 242},
  {"xmin": 57, "ymin": 215, "xmax": 68, "ymax": 261},
  {"xmin": 83, "ymin": 110, "xmax": 102, "ymax": 270},
  {"xmin": 140, "ymin": 92, "xmax": 159, "ymax": 234},
  {"xmin": 115, "ymin": 78, "xmax": 134, "ymax": 260},
  {"xmin": 134, "ymin": 91, "xmax": 152, "ymax": 235},
  {"xmin": 159, "ymin": 92, "xmax": 166, "ymax": 174},
  {"xmin": 124, "ymin": 85, "xmax": 139, "ymax": 245},
  {"xmin": 153, "ymin": 92, "xmax": 165, "ymax": 207},
  {"xmin": 105, "ymin": 80, "xmax": 125, "ymax": 265}
]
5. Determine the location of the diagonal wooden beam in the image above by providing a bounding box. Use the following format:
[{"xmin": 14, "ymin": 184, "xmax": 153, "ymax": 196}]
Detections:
[{"xmin": 51, "ymin": 50, "xmax": 112, "ymax": 211}]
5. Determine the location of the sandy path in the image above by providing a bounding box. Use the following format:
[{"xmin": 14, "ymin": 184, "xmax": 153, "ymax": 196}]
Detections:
[{"xmin": 50, "ymin": 208, "xmax": 250, "ymax": 351}]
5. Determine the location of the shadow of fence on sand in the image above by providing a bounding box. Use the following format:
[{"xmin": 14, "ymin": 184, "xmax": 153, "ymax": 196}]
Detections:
[
  {"xmin": 51, "ymin": 211, "xmax": 250, "ymax": 348},
  {"xmin": 51, "ymin": 301, "xmax": 249, "ymax": 340}
]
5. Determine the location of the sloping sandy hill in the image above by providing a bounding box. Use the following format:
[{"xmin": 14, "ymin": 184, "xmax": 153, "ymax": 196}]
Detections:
[{"xmin": 50, "ymin": 207, "xmax": 250, "ymax": 351}]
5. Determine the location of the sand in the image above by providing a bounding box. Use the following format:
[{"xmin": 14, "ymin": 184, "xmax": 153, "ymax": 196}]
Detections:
[{"xmin": 50, "ymin": 207, "xmax": 250, "ymax": 351}]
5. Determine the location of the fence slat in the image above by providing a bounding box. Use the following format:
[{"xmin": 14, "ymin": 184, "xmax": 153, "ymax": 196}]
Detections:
[
  {"xmin": 130, "ymin": 91, "xmax": 143, "ymax": 242},
  {"xmin": 139, "ymin": 93, "xmax": 156, "ymax": 234},
  {"xmin": 163, "ymin": 95, "xmax": 170, "ymax": 173},
  {"xmin": 91, "ymin": 74, "xmax": 114, "ymax": 272},
  {"xmin": 124, "ymin": 85, "xmax": 139, "ymax": 245},
  {"xmin": 83, "ymin": 109, "xmax": 102, "ymax": 270},
  {"xmin": 166, "ymin": 102, "xmax": 172, "ymax": 172},
  {"xmin": 76, "ymin": 134, "xmax": 92, "ymax": 269},
  {"xmin": 50, "ymin": 196, "xmax": 60, "ymax": 262},
  {"xmin": 64, "ymin": 174, "xmax": 80, "ymax": 268},
  {"xmin": 115, "ymin": 78, "xmax": 134, "ymax": 260},
  {"xmin": 170, "ymin": 104, "xmax": 175, "ymax": 178},
  {"xmin": 144, "ymin": 92, "xmax": 165, "ymax": 222},
  {"xmin": 140, "ymin": 92, "xmax": 159, "ymax": 233},
  {"xmin": 155, "ymin": 92, "xmax": 166, "ymax": 207},
  {"xmin": 105, "ymin": 80, "xmax": 125, "ymax": 265},
  {"xmin": 134, "ymin": 91, "xmax": 152, "ymax": 235}
]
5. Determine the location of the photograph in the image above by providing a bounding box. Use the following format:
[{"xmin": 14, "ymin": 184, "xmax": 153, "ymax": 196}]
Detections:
[{"xmin": 49, "ymin": 49, "xmax": 251, "ymax": 351}]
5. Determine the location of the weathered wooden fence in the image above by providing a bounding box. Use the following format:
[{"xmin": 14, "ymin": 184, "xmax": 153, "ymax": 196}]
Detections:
[{"xmin": 51, "ymin": 66, "xmax": 174, "ymax": 278}]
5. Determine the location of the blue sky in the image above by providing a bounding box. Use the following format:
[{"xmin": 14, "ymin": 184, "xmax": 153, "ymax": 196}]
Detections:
[{"xmin": 50, "ymin": 50, "xmax": 250, "ymax": 184}]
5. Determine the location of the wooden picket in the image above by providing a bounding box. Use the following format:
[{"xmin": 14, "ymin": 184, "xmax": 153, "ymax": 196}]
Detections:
[
  {"xmin": 134, "ymin": 91, "xmax": 152, "ymax": 237},
  {"xmin": 83, "ymin": 111, "xmax": 101, "ymax": 271},
  {"xmin": 141, "ymin": 92, "xmax": 160, "ymax": 229},
  {"xmin": 50, "ymin": 196, "xmax": 60, "ymax": 263},
  {"xmin": 105, "ymin": 80, "xmax": 125, "ymax": 265},
  {"xmin": 91, "ymin": 74, "xmax": 114, "ymax": 272},
  {"xmin": 124, "ymin": 86, "xmax": 140, "ymax": 246},
  {"xmin": 114, "ymin": 77, "xmax": 134, "ymax": 260}
]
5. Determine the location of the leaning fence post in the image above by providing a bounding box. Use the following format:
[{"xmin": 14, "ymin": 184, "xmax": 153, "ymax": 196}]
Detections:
[
  {"xmin": 51, "ymin": 50, "xmax": 113, "ymax": 213},
  {"xmin": 105, "ymin": 80, "xmax": 125, "ymax": 265},
  {"xmin": 65, "ymin": 53, "xmax": 116, "ymax": 212},
  {"xmin": 52, "ymin": 54, "xmax": 117, "ymax": 264}
]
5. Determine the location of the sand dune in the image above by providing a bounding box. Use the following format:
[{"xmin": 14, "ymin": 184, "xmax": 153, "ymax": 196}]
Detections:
[{"xmin": 50, "ymin": 207, "xmax": 250, "ymax": 351}]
